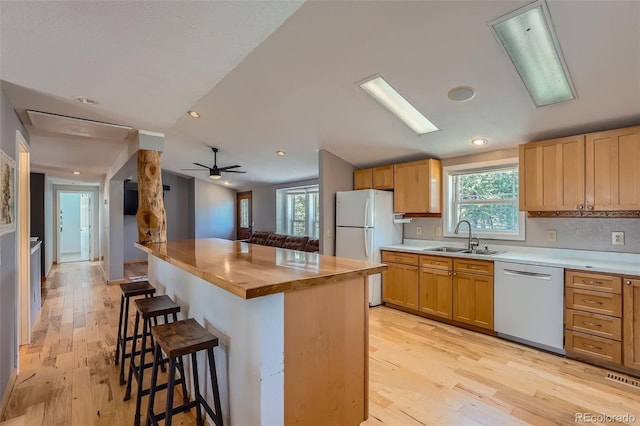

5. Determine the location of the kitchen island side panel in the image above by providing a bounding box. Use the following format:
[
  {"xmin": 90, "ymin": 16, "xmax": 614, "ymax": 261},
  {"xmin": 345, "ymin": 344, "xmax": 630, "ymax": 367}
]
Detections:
[
  {"xmin": 148, "ymin": 255, "xmax": 285, "ymax": 426},
  {"xmin": 284, "ymin": 276, "xmax": 368, "ymax": 425}
]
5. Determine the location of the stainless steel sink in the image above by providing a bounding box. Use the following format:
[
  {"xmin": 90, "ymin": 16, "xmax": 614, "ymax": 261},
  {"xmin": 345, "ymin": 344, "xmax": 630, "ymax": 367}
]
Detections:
[
  {"xmin": 423, "ymin": 247, "xmax": 470, "ymax": 253},
  {"xmin": 466, "ymin": 249, "xmax": 502, "ymax": 256}
]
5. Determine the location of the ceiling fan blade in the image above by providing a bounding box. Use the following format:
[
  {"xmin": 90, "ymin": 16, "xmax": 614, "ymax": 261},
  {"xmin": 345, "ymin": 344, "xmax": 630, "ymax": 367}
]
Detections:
[
  {"xmin": 193, "ymin": 162, "xmax": 211, "ymax": 169},
  {"xmin": 180, "ymin": 168, "xmax": 207, "ymax": 171},
  {"xmin": 224, "ymin": 170, "xmax": 246, "ymax": 174},
  {"xmin": 219, "ymin": 165, "xmax": 241, "ymax": 171}
]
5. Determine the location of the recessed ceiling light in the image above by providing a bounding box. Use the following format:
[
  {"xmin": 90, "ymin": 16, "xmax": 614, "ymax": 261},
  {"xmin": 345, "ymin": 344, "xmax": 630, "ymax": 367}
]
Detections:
[
  {"xmin": 447, "ymin": 86, "xmax": 476, "ymax": 102},
  {"xmin": 188, "ymin": 110, "xmax": 201, "ymax": 118},
  {"xmin": 358, "ymin": 75, "xmax": 438, "ymax": 135},
  {"xmin": 74, "ymin": 96, "xmax": 99, "ymax": 105},
  {"xmin": 72, "ymin": 171, "xmax": 81, "ymax": 175},
  {"xmin": 471, "ymin": 138, "xmax": 488, "ymax": 146},
  {"xmin": 276, "ymin": 150, "xmax": 286, "ymax": 156},
  {"xmin": 489, "ymin": 0, "xmax": 576, "ymax": 107}
]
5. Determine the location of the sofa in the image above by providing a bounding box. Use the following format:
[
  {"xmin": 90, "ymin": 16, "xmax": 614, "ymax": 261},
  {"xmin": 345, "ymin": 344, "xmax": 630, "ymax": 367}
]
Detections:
[{"xmin": 247, "ymin": 231, "xmax": 319, "ymax": 253}]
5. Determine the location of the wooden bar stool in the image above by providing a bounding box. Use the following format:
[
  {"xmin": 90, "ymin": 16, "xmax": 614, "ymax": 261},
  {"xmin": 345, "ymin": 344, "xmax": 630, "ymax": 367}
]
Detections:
[
  {"xmin": 115, "ymin": 281, "xmax": 156, "ymax": 385},
  {"xmin": 147, "ymin": 318, "xmax": 224, "ymax": 426},
  {"xmin": 124, "ymin": 295, "xmax": 188, "ymax": 426}
]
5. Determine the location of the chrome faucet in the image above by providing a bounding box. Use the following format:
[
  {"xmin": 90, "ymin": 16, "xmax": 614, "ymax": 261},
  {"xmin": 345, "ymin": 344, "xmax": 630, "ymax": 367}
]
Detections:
[{"xmin": 454, "ymin": 220, "xmax": 479, "ymax": 251}]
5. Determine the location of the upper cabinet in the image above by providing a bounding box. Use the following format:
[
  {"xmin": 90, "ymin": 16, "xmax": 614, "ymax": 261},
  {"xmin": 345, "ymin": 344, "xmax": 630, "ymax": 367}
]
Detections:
[
  {"xmin": 354, "ymin": 168, "xmax": 373, "ymax": 190},
  {"xmin": 394, "ymin": 159, "xmax": 441, "ymax": 214},
  {"xmin": 586, "ymin": 126, "xmax": 640, "ymax": 211},
  {"xmin": 519, "ymin": 125, "xmax": 640, "ymax": 213},
  {"xmin": 353, "ymin": 166, "xmax": 394, "ymax": 190}
]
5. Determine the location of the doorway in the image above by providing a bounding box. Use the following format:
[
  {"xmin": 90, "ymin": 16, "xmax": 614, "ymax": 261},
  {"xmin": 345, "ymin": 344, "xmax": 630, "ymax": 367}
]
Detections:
[
  {"xmin": 236, "ymin": 191, "xmax": 252, "ymax": 240},
  {"xmin": 58, "ymin": 191, "xmax": 92, "ymax": 263},
  {"xmin": 17, "ymin": 132, "xmax": 30, "ymax": 353}
]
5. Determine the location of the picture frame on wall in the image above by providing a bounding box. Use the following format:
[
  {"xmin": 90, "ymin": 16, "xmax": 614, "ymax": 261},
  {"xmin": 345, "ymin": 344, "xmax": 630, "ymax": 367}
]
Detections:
[{"xmin": 0, "ymin": 149, "xmax": 16, "ymax": 235}]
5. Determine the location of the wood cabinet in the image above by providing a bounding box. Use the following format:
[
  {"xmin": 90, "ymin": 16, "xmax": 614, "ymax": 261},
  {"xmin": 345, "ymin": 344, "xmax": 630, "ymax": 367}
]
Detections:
[
  {"xmin": 519, "ymin": 125, "xmax": 640, "ymax": 213},
  {"xmin": 419, "ymin": 255, "xmax": 453, "ymax": 319},
  {"xmin": 586, "ymin": 126, "xmax": 640, "ymax": 211},
  {"xmin": 372, "ymin": 165, "xmax": 394, "ymax": 190},
  {"xmin": 623, "ymin": 277, "xmax": 640, "ymax": 370},
  {"xmin": 354, "ymin": 166, "xmax": 394, "ymax": 190},
  {"xmin": 519, "ymin": 135, "xmax": 585, "ymax": 211},
  {"xmin": 564, "ymin": 270, "xmax": 623, "ymax": 364},
  {"xmin": 381, "ymin": 251, "xmax": 419, "ymax": 310},
  {"xmin": 394, "ymin": 159, "xmax": 441, "ymax": 214},
  {"xmin": 354, "ymin": 168, "xmax": 373, "ymax": 190},
  {"xmin": 452, "ymin": 259, "xmax": 494, "ymax": 330}
]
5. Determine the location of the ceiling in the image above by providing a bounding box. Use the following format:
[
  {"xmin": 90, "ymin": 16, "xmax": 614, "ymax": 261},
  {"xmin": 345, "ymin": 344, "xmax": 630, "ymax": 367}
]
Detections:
[{"xmin": 1, "ymin": 1, "xmax": 639, "ymax": 189}]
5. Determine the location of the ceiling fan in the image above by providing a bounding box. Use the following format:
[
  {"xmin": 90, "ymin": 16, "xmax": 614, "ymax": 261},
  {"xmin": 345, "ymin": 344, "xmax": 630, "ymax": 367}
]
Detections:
[{"xmin": 182, "ymin": 147, "xmax": 246, "ymax": 180}]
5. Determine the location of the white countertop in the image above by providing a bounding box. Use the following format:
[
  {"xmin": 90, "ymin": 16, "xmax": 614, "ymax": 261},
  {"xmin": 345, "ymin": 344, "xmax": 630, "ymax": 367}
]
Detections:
[{"xmin": 381, "ymin": 240, "xmax": 640, "ymax": 276}]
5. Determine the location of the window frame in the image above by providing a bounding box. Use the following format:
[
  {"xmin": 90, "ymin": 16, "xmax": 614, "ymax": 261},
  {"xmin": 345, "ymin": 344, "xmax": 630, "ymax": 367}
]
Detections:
[
  {"xmin": 276, "ymin": 184, "xmax": 319, "ymax": 238},
  {"xmin": 442, "ymin": 158, "xmax": 525, "ymax": 241}
]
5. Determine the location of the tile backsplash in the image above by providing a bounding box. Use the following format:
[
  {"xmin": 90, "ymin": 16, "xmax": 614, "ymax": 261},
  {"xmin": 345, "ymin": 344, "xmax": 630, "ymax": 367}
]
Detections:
[{"xmin": 404, "ymin": 217, "xmax": 640, "ymax": 254}]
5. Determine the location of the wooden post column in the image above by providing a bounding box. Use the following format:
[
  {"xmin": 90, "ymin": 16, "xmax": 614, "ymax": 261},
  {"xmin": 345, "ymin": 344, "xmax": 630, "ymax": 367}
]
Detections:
[{"xmin": 136, "ymin": 150, "xmax": 167, "ymax": 244}]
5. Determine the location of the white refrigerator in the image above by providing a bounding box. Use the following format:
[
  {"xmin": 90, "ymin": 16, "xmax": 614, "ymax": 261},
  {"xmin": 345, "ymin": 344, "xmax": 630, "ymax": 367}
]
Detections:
[{"xmin": 336, "ymin": 189, "xmax": 402, "ymax": 306}]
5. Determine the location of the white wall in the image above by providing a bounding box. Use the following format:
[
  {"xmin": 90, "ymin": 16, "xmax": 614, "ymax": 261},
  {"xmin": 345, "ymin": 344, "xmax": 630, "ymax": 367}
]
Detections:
[
  {"xmin": 44, "ymin": 177, "xmax": 53, "ymax": 275},
  {"xmin": 194, "ymin": 179, "xmax": 236, "ymax": 239},
  {"xmin": 318, "ymin": 150, "xmax": 355, "ymax": 255}
]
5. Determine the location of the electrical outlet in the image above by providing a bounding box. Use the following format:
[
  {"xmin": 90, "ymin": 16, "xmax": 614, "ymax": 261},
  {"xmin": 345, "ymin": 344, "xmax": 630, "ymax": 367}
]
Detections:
[
  {"xmin": 612, "ymin": 231, "xmax": 624, "ymax": 245},
  {"xmin": 546, "ymin": 230, "xmax": 557, "ymax": 242},
  {"xmin": 435, "ymin": 226, "xmax": 443, "ymax": 237},
  {"xmin": 416, "ymin": 226, "xmax": 422, "ymax": 236}
]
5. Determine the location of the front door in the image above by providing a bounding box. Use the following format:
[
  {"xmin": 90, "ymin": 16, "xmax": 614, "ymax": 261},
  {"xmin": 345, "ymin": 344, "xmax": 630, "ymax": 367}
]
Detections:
[{"xmin": 237, "ymin": 191, "xmax": 252, "ymax": 240}]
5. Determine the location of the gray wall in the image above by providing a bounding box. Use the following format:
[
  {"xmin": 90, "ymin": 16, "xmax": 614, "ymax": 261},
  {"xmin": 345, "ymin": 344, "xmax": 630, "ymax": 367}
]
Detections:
[
  {"xmin": 194, "ymin": 179, "xmax": 236, "ymax": 239},
  {"xmin": 44, "ymin": 177, "xmax": 53, "ymax": 276},
  {"xmin": 0, "ymin": 85, "xmax": 29, "ymax": 404},
  {"xmin": 318, "ymin": 150, "xmax": 355, "ymax": 255},
  {"xmin": 108, "ymin": 180, "xmax": 124, "ymax": 280},
  {"xmin": 403, "ymin": 147, "xmax": 640, "ymax": 254},
  {"xmin": 123, "ymin": 171, "xmax": 191, "ymax": 261},
  {"xmin": 242, "ymin": 178, "xmax": 319, "ymax": 233}
]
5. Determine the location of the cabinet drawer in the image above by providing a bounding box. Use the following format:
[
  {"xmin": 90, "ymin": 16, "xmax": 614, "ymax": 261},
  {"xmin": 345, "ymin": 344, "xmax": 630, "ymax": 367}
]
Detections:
[
  {"xmin": 381, "ymin": 251, "xmax": 419, "ymax": 266},
  {"xmin": 565, "ymin": 270, "xmax": 621, "ymax": 294},
  {"xmin": 453, "ymin": 259, "xmax": 493, "ymax": 275},
  {"xmin": 419, "ymin": 255, "xmax": 452, "ymax": 270},
  {"xmin": 565, "ymin": 309, "xmax": 621, "ymax": 341},
  {"xmin": 565, "ymin": 330, "xmax": 622, "ymax": 364},
  {"xmin": 565, "ymin": 288, "xmax": 621, "ymax": 317}
]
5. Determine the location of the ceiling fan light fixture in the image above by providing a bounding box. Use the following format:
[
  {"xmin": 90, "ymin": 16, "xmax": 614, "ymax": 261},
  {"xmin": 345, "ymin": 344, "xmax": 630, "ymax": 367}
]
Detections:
[{"xmin": 210, "ymin": 172, "xmax": 222, "ymax": 180}]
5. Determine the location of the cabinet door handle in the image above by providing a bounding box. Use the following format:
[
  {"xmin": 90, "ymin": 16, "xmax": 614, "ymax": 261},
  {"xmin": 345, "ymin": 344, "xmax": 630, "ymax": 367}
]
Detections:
[
  {"xmin": 447, "ymin": 272, "xmax": 452, "ymax": 276},
  {"xmin": 582, "ymin": 343, "xmax": 602, "ymax": 350},
  {"xmin": 582, "ymin": 321, "xmax": 602, "ymax": 327},
  {"xmin": 582, "ymin": 299, "xmax": 603, "ymax": 305}
]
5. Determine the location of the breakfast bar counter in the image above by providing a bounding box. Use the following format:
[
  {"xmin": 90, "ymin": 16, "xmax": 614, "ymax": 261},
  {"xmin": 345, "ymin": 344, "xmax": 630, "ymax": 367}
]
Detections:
[{"xmin": 136, "ymin": 238, "xmax": 385, "ymax": 426}]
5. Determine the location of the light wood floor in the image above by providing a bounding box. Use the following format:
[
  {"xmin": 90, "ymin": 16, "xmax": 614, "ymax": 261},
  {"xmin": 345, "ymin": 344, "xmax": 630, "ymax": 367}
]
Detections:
[{"xmin": 2, "ymin": 261, "xmax": 640, "ymax": 425}]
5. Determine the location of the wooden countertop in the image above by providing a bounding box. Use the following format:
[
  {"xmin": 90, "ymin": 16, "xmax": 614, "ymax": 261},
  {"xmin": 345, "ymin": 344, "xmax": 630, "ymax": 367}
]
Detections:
[{"xmin": 136, "ymin": 238, "xmax": 386, "ymax": 299}]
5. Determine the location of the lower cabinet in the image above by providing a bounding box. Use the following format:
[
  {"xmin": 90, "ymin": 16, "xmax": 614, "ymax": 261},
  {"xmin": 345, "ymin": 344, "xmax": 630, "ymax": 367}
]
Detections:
[
  {"xmin": 624, "ymin": 277, "xmax": 640, "ymax": 370},
  {"xmin": 381, "ymin": 252, "xmax": 419, "ymax": 310},
  {"xmin": 382, "ymin": 251, "xmax": 494, "ymax": 332}
]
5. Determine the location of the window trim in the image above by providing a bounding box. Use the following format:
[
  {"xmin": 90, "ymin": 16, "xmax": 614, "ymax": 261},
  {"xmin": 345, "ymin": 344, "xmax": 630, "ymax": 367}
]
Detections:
[
  {"xmin": 276, "ymin": 184, "xmax": 319, "ymax": 238},
  {"xmin": 442, "ymin": 158, "xmax": 525, "ymax": 241}
]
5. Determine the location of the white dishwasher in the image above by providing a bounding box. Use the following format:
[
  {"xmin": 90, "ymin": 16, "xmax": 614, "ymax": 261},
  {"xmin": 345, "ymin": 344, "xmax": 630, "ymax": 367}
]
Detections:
[{"xmin": 494, "ymin": 261, "xmax": 565, "ymax": 354}]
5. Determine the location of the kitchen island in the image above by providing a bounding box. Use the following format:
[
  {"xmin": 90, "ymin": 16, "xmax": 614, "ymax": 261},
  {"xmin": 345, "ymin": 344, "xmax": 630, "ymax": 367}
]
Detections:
[{"xmin": 136, "ymin": 238, "xmax": 385, "ymax": 426}]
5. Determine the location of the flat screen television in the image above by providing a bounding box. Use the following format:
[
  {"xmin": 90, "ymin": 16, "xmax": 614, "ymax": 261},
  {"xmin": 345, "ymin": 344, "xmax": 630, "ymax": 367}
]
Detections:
[{"xmin": 123, "ymin": 181, "xmax": 170, "ymax": 215}]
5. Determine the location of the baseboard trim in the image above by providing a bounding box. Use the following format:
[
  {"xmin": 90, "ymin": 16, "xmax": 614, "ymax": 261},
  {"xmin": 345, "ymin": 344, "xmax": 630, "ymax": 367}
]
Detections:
[
  {"xmin": 0, "ymin": 368, "xmax": 17, "ymax": 420},
  {"xmin": 124, "ymin": 259, "xmax": 147, "ymax": 264}
]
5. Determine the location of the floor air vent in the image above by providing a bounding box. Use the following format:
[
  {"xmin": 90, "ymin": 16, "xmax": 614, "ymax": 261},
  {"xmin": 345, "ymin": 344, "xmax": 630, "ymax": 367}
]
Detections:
[{"xmin": 605, "ymin": 373, "xmax": 640, "ymax": 389}]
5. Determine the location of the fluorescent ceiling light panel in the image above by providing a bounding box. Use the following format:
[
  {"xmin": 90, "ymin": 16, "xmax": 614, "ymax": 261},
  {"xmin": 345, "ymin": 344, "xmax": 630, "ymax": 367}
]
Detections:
[
  {"xmin": 489, "ymin": 0, "xmax": 576, "ymax": 107},
  {"xmin": 359, "ymin": 76, "xmax": 438, "ymax": 135}
]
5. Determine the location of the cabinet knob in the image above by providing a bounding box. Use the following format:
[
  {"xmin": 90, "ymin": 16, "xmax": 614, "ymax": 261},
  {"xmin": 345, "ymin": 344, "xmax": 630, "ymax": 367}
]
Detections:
[{"xmin": 627, "ymin": 280, "xmax": 633, "ymax": 285}]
